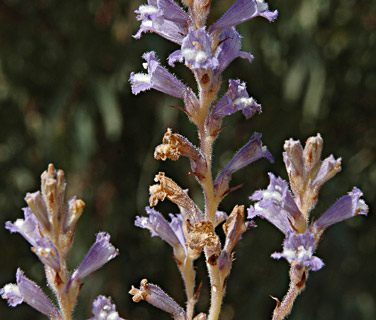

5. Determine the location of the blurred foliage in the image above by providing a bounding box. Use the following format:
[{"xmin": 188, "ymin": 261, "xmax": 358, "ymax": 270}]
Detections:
[{"xmin": 0, "ymin": 0, "xmax": 375, "ymax": 319}]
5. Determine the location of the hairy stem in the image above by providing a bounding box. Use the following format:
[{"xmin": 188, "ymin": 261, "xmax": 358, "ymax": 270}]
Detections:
[
  {"xmin": 272, "ymin": 265, "xmax": 308, "ymax": 320},
  {"xmin": 179, "ymin": 256, "xmax": 196, "ymax": 320}
]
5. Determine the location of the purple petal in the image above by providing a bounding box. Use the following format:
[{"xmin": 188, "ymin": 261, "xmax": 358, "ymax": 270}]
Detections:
[
  {"xmin": 71, "ymin": 232, "xmax": 118, "ymax": 281},
  {"xmin": 214, "ymin": 27, "xmax": 254, "ymax": 73},
  {"xmin": 248, "ymin": 173, "xmax": 305, "ymax": 234},
  {"xmin": 32, "ymin": 238, "xmax": 61, "ymax": 271},
  {"xmin": 210, "ymin": 0, "xmax": 278, "ymax": 34},
  {"xmin": 90, "ymin": 295, "xmax": 125, "ymax": 320},
  {"xmin": 313, "ymin": 187, "xmax": 368, "ymax": 232},
  {"xmin": 214, "ymin": 133, "xmax": 273, "ymax": 197},
  {"xmin": 133, "ymin": 0, "xmax": 189, "ymax": 44},
  {"xmin": 135, "ymin": 207, "xmax": 186, "ymax": 252},
  {"xmin": 210, "ymin": 79, "xmax": 261, "ymax": 121},
  {"xmin": 311, "ymin": 155, "xmax": 342, "ymax": 190},
  {"xmin": 169, "ymin": 27, "xmax": 219, "ymax": 70},
  {"xmin": 271, "ymin": 232, "xmax": 324, "ymax": 271},
  {"xmin": 1, "ymin": 283, "xmax": 23, "ymax": 307},
  {"xmin": 130, "ymin": 279, "xmax": 186, "ymax": 320},
  {"xmin": 130, "ymin": 51, "xmax": 195, "ymax": 102},
  {"xmin": 5, "ymin": 207, "xmax": 42, "ymax": 247},
  {"xmin": 15, "ymin": 269, "xmax": 61, "ymax": 318},
  {"xmin": 6, "ymin": 207, "xmax": 61, "ymax": 270}
]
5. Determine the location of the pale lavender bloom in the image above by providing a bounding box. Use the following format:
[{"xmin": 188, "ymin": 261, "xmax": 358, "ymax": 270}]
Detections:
[
  {"xmin": 130, "ymin": 279, "xmax": 187, "ymax": 320},
  {"xmin": 215, "ymin": 27, "xmax": 254, "ymax": 73},
  {"xmin": 248, "ymin": 173, "xmax": 306, "ymax": 234},
  {"xmin": 210, "ymin": 79, "xmax": 261, "ymax": 121},
  {"xmin": 70, "ymin": 232, "xmax": 118, "ymax": 282},
  {"xmin": 0, "ymin": 284, "xmax": 23, "ymax": 307},
  {"xmin": 210, "ymin": 0, "xmax": 278, "ymax": 34},
  {"xmin": 168, "ymin": 27, "xmax": 219, "ymax": 70},
  {"xmin": 135, "ymin": 207, "xmax": 186, "ymax": 255},
  {"xmin": 5, "ymin": 207, "xmax": 61, "ymax": 271},
  {"xmin": 312, "ymin": 187, "xmax": 368, "ymax": 233},
  {"xmin": 214, "ymin": 133, "xmax": 273, "ymax": 197},
  {"xmin": 90, "ymin": 295, "xmax": 125, "ymax": 320},
  {"xmin": 271, "ymin": 231, "xmax": 324, "ymax": 271},
  {"xmin": 1, "ymin": 269, "xmax": 61, "ymax": 318},
  {"xmin": 134, "ymin": 0, "xmax": 189, "ymax": 44},
  {"xmin": 311, "ymin": 155, "xmax": 342, "ymax": 190},
  {"xmin": 130, "ymin": 51, "xmax": 196, "ymax": 102}
]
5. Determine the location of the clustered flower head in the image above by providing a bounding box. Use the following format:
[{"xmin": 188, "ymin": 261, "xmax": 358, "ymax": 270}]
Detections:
[
  {"xmin": 248, "ymin": 134, "xmax": 368, "ymax": 272},
  {"xmin": 1, "ymin": 164, "xmax": 119, "ymax": 319}
]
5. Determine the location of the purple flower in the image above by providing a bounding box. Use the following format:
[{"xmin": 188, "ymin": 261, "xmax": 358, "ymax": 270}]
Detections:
[
  {"xmin": 1, "ymin": 269, "xmax": 61, "ymax": 318},
  {"xmin": 70, "ymin": 232, "xmax": 118, "ymax": 282},
  {"xmin": 90, "ymin": 295, "xmax": 125, "ymax": 320},
  {"xmin": 134, "ymin": 0, "xmax": 189, "ymax": 44},
  {"xmin": 210, "ymin": 0, "xmax": 278, "ymax": 35},
  {"xmin": 271, "ymin": 232, "xmax": 324, "ymax": 271},
  {"xmin": 206, "ymin": 79, "xmax": 261, "ymax": 135},
  {"xmin": 129, "ymin": 279, "xmax": 187, "ymax": 320},
  {"xmin": 130, "ymin": 51, "xmax": 197, "ymax": 103},
  {"xmin": 248, "ymin": 173, "xmax": 307, "ymax": 234},
  {"xmin": 214, "ymin": 133, "xmax": 273, "ymax": 198},
  {"xmin": 135, "ymin": 207, "xmax": 186, "ymax": 260},
  {"xmin": 5, "ymin": 208, "xmax": 61, "ymax": 271},
  {"xmin": 168, "ymin": 27, "xmax": 219, "ymax": 70},
  {"xmin": 312, "ymin": 187, "xmax": 368, "ymax": 233}
]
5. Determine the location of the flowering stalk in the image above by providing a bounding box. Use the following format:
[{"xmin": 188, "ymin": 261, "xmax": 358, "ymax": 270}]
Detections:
[
  {"xmin": 1, "ymin": 164, "xmax": 120, "ymax": 319},
  {"xmin": 131, "ymin": 0, "xmax": 276, "ymax": 319},
  {"xmin": 249, "ymin": 135, "xmax": 368, "ymax": 319}
]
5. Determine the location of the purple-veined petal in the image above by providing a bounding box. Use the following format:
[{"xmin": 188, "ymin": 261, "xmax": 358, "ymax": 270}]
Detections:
[
  {"xmin": 312, "ymin": 187, "xmax": 368, "ymax": 233},
  {"xmin": 5, "ymin": 207, "xmax": 42, "ymax": 247},
  {"xmin": 214, "ymin": 133, "xmax": 273, "ymax": 197},
  {"xmin": 212, "ymin": 79, "xmax": 261, "ymax": 120},
  {"xmin": 6, "ymin": 207, "xmax": 61, "ymax": 270},
  {"xmin": 135, "ymin": 207, "xmax": 186, "ymax": 252},
  {"xmin": 1, "ymin": 283, "xmax": 23, "ymax": 307},
  {"xmin": 90, "ymin": 295, "xmax": 125, "ymax": 320},
  {"xmin": 130, "ymin": 51, "xmax": 196, "ymax": 102},
  {"xmin": 206, "ymin": 79, "xmax": 260, "ymax": 136},
  {"xmin": 15, "ymin": 269, "xmax": 61, "ymax": 318},
  {"xmin": 129, "ymin": 279, "xmax": 187, "ymax": 320},
  {"xmin": 311, "ymin": 155, "xmax": 342, "ymax": 190},
  {"xmin": 70, "ymin": 232, "xmax": 118, "ymax": 282},
  {"xmin": 248, "ymin": 173, "xmax": 304, "ymax": 235},
  {"xmin": 271, "ymin": 231, "xmax": 324, "ymax": 271},
  {"xmin": 214, "ymin": 27, "xmax": 254, "ymax": 73},
  {"xmin": 133, "ymin": 0, "xmax": 189, "ymax": 44},
  {"xmin": 210, "ymin": 0, "xmax": 278, "ymax": 34}
]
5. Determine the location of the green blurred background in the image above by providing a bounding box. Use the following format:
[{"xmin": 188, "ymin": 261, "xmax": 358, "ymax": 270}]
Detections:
[{"xmin": 0, "ymin": 0, "xmax": 375, "ymax": 319}]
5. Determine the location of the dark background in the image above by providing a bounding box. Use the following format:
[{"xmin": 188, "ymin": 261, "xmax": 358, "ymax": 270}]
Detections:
[{"xmin": 0, "ymin": 0, "xmax": 375, "ymax": 319}]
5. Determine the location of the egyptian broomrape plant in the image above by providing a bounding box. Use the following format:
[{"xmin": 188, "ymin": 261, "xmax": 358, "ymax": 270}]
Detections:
[
  {"xmin": 1, "ymin": 0, "xmax": 369, "ymax": 319},
  {"xmin": 128, "ymin": 0, "xmax": 368, "ymax": 319}
]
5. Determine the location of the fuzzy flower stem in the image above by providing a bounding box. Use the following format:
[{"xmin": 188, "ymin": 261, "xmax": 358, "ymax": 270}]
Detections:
[
  {"xmin": 272, "ymin": 265, "xmax": 308, "ymax": 320},
  {"xmin": 196, "ymin": 77, "xmax": 224, "ymax": 320},
  {"xmin": 178, "ymin": 256, "xmax": 196, "ymax": 320}
]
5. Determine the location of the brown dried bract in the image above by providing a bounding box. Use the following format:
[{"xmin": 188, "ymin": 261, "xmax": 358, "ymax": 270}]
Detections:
[
  {"xmin": 222, "ymin": 205, "xmax": 247, "ymax": 253},
  {"xmin": 149, "ymin": 172, "xmax": 202, "ymax": 221},
  {"xmin": 186, "ymin": 220, "xmax": 219, "ymax": 253}
]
